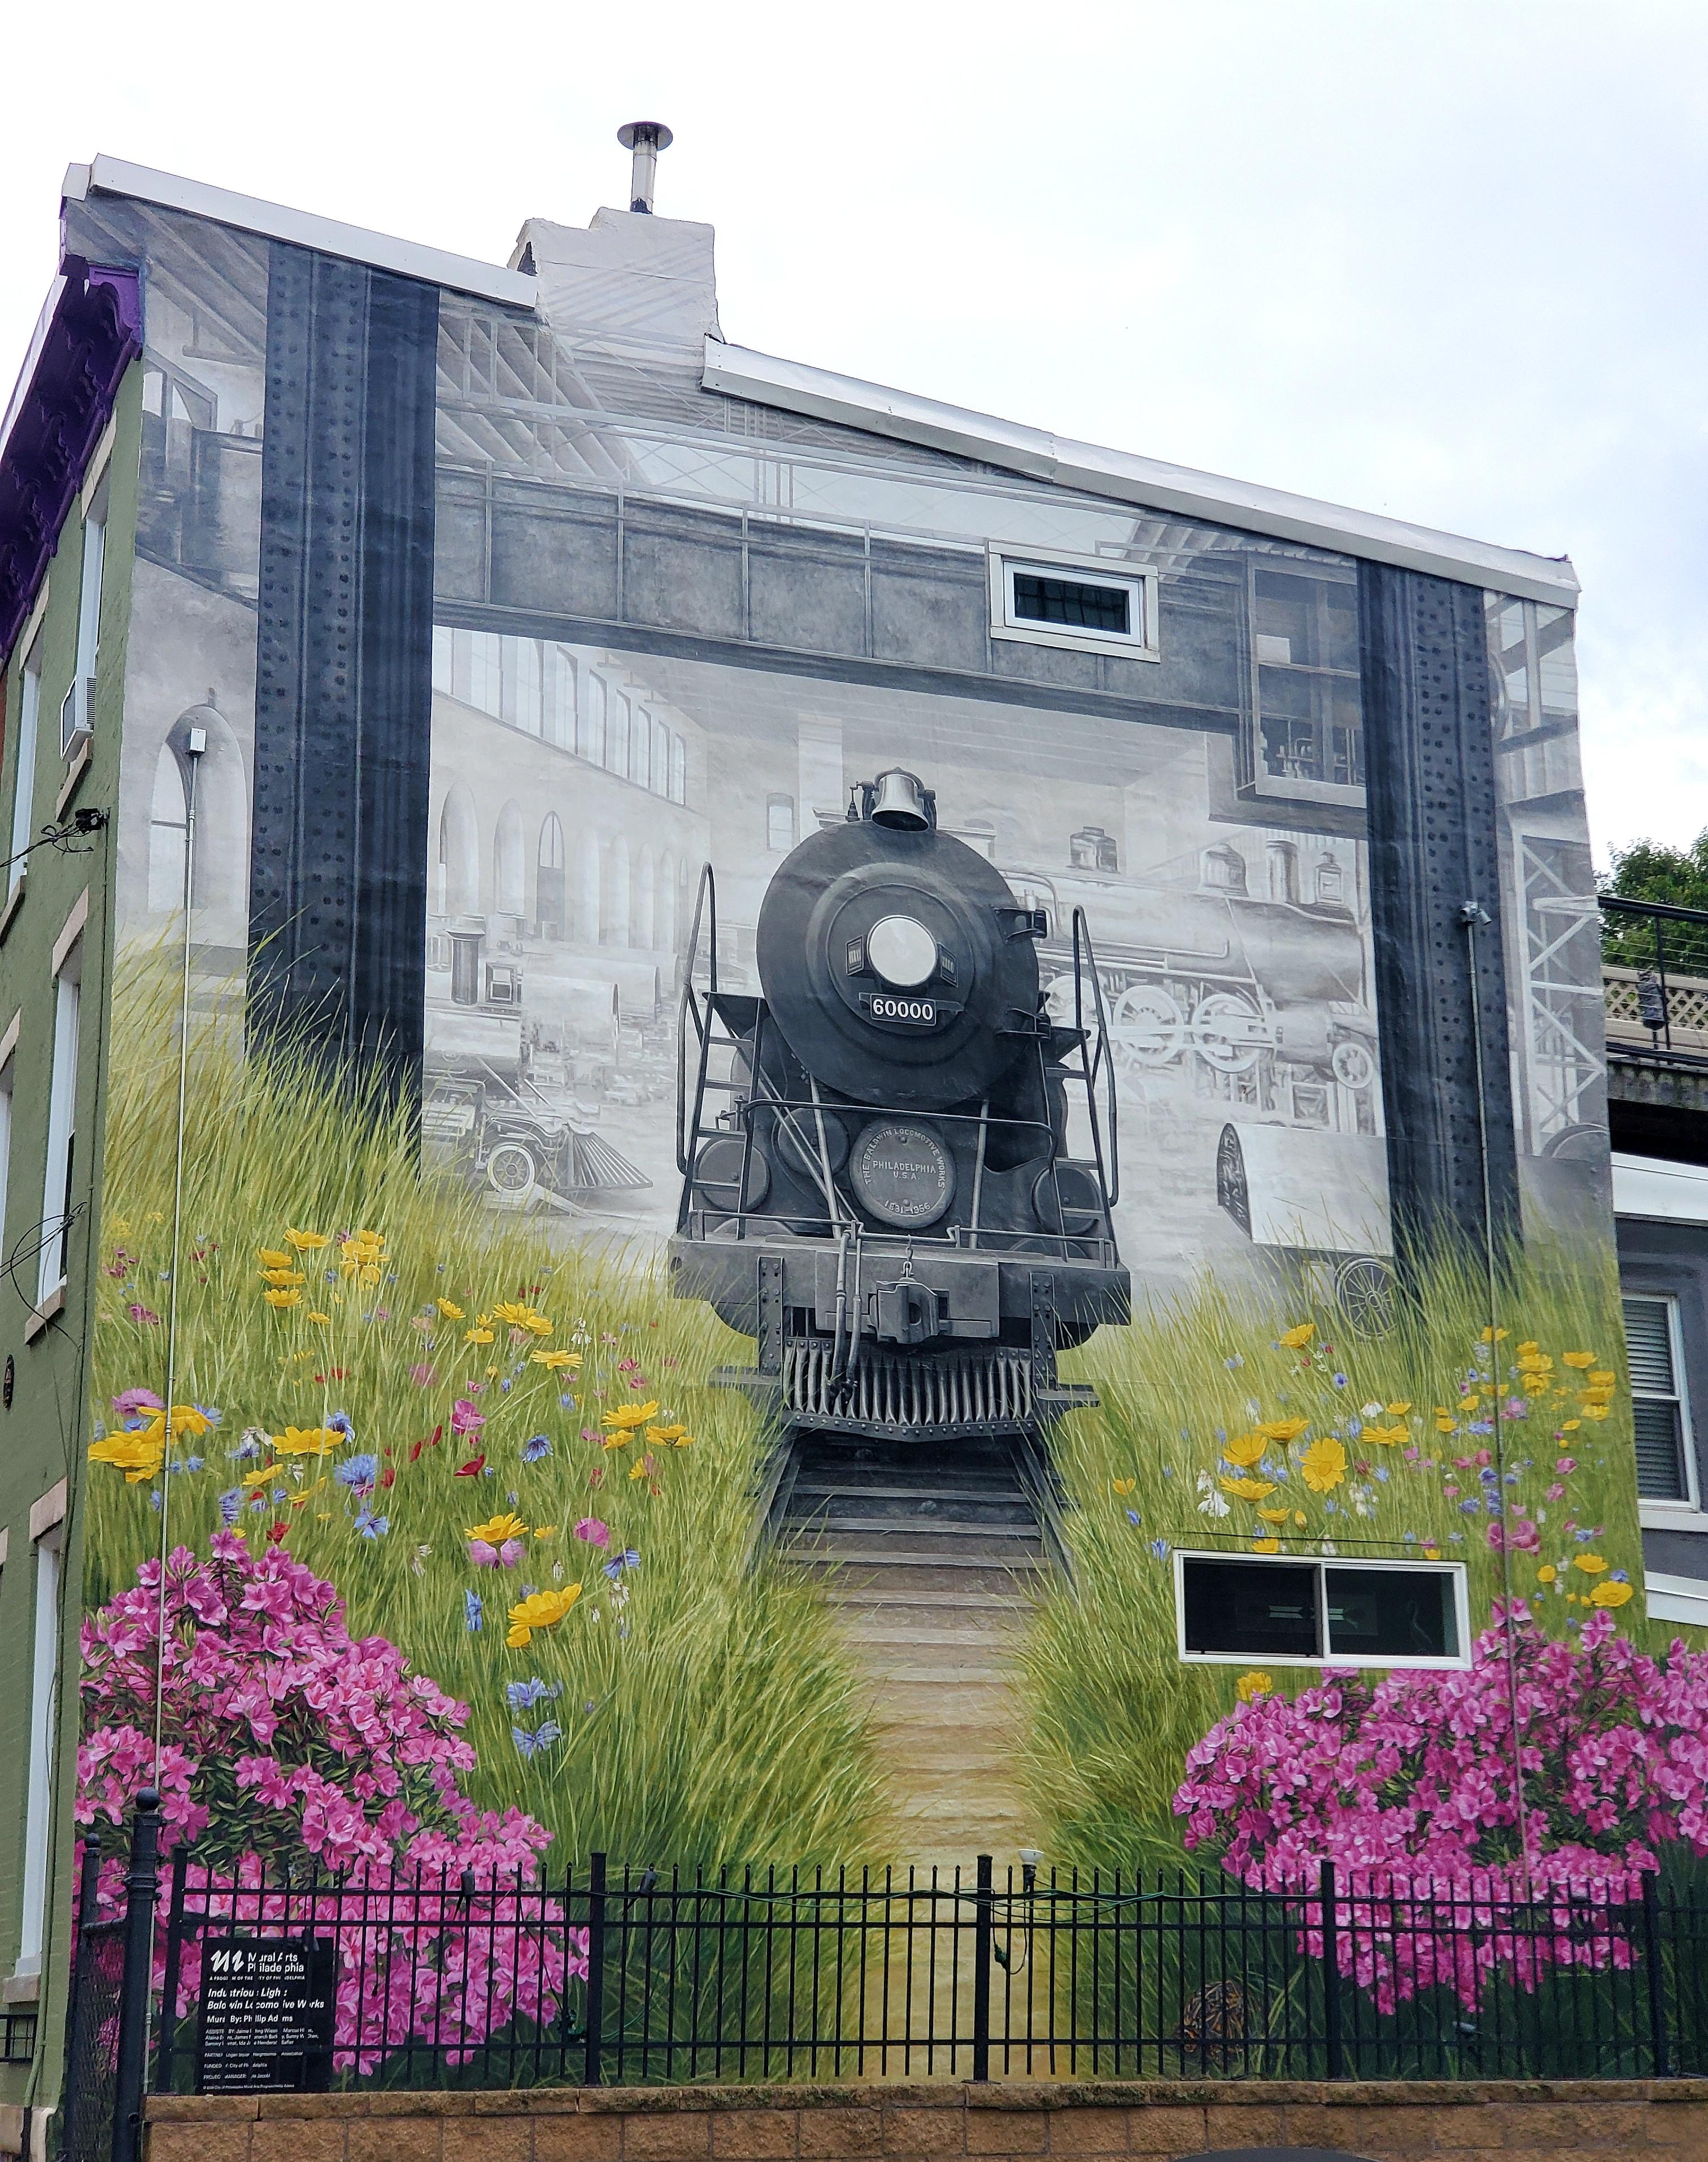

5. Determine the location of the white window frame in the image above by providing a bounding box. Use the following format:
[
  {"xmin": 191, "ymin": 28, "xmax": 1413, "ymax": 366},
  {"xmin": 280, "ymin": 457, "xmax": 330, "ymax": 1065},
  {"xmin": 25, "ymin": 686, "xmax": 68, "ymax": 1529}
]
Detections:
[
  {"xmin": 40, "ymin": 946, "xmax": 81, "ymax": 1305},
  {"xmin": 17, "ymin": 1524, "xmax": 63, "ymax": 1974},
  {"xmin": 62, "ymin": 472, "xmax": 108, "ymax": 754},
  {"xmin": 8, "ymin": 631, "xmax": 42, "ymax": 904},
  {"xmin": 1174, "ymin": 1546, "xmax": 1471, "ymax": 1672},
  {"xmin": 1624, "ymin": 1291, "xmax": 1700, "ymax": 1514},
  {"xmin": 0, "ymin": 1009, "xmax": 17, "ymax": 1259},
  {"xmin": 987, "ymin": 543, "xmax": 1160, "ymax": 664}
]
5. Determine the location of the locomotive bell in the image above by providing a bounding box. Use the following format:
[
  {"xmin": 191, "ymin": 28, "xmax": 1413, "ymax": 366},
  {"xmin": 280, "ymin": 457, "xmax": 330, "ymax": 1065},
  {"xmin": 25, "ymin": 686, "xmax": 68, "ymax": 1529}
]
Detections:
[{"xmin": 868, "ymin": 769, "xmax": 934, "ymax": 831}]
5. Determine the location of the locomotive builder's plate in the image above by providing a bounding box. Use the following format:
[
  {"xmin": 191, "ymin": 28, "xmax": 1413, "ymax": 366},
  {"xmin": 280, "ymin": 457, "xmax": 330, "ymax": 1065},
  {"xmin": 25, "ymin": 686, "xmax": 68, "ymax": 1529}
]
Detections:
[{"xmin": 848, "ymin": 1119, "xmax": 957, "ymax": 1227}]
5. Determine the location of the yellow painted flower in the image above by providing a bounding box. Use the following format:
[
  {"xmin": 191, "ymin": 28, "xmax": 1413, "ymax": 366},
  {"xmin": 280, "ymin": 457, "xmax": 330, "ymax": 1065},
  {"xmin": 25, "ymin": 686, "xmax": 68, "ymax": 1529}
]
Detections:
[
  {"xmin": 1220, "ymin": 1475, "xmax": 1277, "ymax": 1501},
  {"xmin": 1111, "ymin": 1477, "xmax": 1137, "ymax": 1497},
  {"xmin": 241, "ymin": 1463, "xmax": 278, "ymax": 1489},
  {"xmin": 1581, "ymin": 1403, "xmax": 1611, "ymax": 1420},
  {"xmin": 603, "ymin": 1431, "xmax": 634, "ymax": 1450},
  {"xmin": 1435, "ymin": 1416, "xmax": 1457, "ymax": 1434},
  {"xmin": 531, "ymin": 1348, "xmax": 582, "ymax": 1371},
  {"xmin": 493, "ymin": 1300, "xmax": 553, "ymax": 1336},
  {"xmin": 1562, "ymin": 1418, "xmax": 1581, "ymax": 1432},
  {"xmin": 1516, "ymin": 1341, "xmax": 1541, "ymax": 1357},
  {"xmin": 1293, "ymin": 1511, "xmax": 1307, "ymax": 1528},
  {"xmin": 628, "ymin": 1457, "xmax": 652, "ymax": 1481},
  {"xmin": 1257, "ymin": 1507, "xmax": 1289, "ymax": 1525},
  {"xmin": 1537, "ymin": 1564, "xmax": 1557, "ymax": 1583},
  {"xmin": 1572, "ymin": 1554, "xmax": 1609, "ymax": 1576},
  {"xmin": 647, "ymin": 1423, "xmax": 691, "ymax": 1448},
  {"xmin": 272, "ymin": 1424, "xmax": 338, "ymax": 1457},
  {"xmin": 1422, "ymin": 1545, "xmax": 1441, "ymax": 1560},
  {"xmin": 1386, "ymin": 1402, "xmax": 1412, "ymax": 1415},
  {"xmin": 467, "ymin": 1512, "xmax": 528, "ymax": 1545},
  {"xmin": 88, "ymin": 1435, "xmax": 166, "ymax": 1483},
  {"xmin": 1252, "ymin": 1537, "xmax": 1281, "ymax": 1554},
  {"xmin": 505, "ymin": 1584, "xmax": 581, "ymax": 1648},
  {"xmin": 264, "ymin": 1287, "xmax": 303, "ymax": 1309},
  {"xmin": 258, "ymin": 1248, "xmax": 294, "ymax": 1270},
  {"xmin": 308, "ymin": 1311, "xmax": 331, "ymax": 1326},
  {"xmin": 1236, "ymin": 1672, "xmax": 1273, "ymax": 1702},
  {"xmin": 284, "ymin": 1228, "xmax": 332, "ymax": 1252},
  {"xmin": 1361, "ymin": 1423, "xmax": 1408, "ymax": 1446},
  {"xmin": 1591, "ymin": 1581, "xmax": 1635, "ymax": 1608},
  {"xmin": 136, "ymin": 1403, "xmax": 213, "ymax": 1444},
  {"xmin": 1222, "ymin": 1431, "xmax": 1268, "ymax": 1468},
  {"xmin": 1258, "ymin": 1418, "xmax": 1311, "ymax": 1444},
  {"xmin": 465, "ymin": 1317, "xmax": 495, "ymax": 1344},
  {"xmin": 1562, "ymin": 1352, "xmax": 1596, "ymax": 1370},
  {"xmin": 603, "ymin": 1400, "xmax": 660, "ymax": 1431},
  {"xmin": 262, "ymin": 1268, "xmax": 306, "ymax": 1288},
  {"xmin": 533, "ymin": 1525, "xmax": 557, "ymax": 1540},
  {"xmin": 1480, "ymin": 1326, "xmax": 1509, "ymax": 1342},
  {"xmin": 1300, "ymin": 1438, "xmax": 1348, "ymax": 1494},
  {"xmin": 1586, "ymin": 1371, "xmax": 1617, "ymax": 1392},
  {"xmin": 436, "ymin": 1298, "xmax": 465, "ymax": 1321},
  {"xmin": 1279, "ymin": 1323, "xmax": 1315, "ymax": 1349}
]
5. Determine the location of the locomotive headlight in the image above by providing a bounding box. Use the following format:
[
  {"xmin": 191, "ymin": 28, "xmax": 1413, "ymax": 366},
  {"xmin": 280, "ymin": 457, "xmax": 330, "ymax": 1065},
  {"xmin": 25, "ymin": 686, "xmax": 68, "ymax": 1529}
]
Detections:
[{"xmin": 865, "ymin": 914, "xmax": 939, "ymax": 990}]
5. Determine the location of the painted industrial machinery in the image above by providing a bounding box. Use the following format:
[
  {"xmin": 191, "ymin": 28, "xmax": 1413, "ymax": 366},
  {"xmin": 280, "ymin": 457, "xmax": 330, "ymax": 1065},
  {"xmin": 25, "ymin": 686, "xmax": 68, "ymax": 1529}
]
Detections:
[{"xmin": 668, "ymin": 770, "xmax": 1131, "ymax": 1451}]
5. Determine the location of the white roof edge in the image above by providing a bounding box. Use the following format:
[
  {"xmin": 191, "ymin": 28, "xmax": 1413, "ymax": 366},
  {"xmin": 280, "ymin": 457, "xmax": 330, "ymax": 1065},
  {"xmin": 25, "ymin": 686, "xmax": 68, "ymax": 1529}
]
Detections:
[
  {"xmin": 65, "ymin": 155, "xmax": 538, "ymax": 311},
  {"xmin": 704, "ymin": 338, "xmax": 1580, "ymax": 607}
]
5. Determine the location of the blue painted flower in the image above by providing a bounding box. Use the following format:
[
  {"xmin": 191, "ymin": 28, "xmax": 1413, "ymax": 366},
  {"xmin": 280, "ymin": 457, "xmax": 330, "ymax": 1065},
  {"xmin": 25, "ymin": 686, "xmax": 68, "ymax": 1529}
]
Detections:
[
  {"xmin": 1149, "ymin": 1538, "xmax": 1170, "ymax": 1561},
  {"xmin": 603, "ymin": 1549, "xmax": 642, "ymax": 1579},
  {"xmin": 512, "ymin": 1722, "xmax": 562, "ymax": 1759},
  {"xmin": 195, "ymin": 1404, "xmax": 223, "ymax": 1426},
  {"xmin": 559, "ymin": 1394, "xmax": 577, "ymax": 1411},
  {"xmin": 336, "ymin": 1454, "xmax": 379, "ymax": 1489},
  {"xmin": 1374, "ymin": 1466, "xmax": 1390, "ymax": 1483},
  {"xmin": 1331, "ymin": 1372, "xmax": 1348, "ymax": 1389},
  {"xmin": 465, "ymin": 1589, "xmax": 483, "ymax": 1632},
  {"xmin": 326, "ymin": 1410, "xmax": 356, "ymax": 1440},
  {"xmin": 521, "ymin": 1433, "xmax": 552, "ymax": 1462},
  {"xmin": 1610, "ymin": 1568, "xmax": 1631, "ymax": 1583},
  {"xmin": 507, "ymin": 1676, "xmax": 564, "ymax": 1711},
  {"xmin": 217, "ymin": 1488, "xmax": 242, "ymax": 1525},
  {"xmin": 1460, "ymin": 1498, "xmax": 1482, "ymax": 1513},
  {"xmin": 184, "ymin": 1456, "xmax": 204, "ymax": 1474},
  {"xmin": 1125, "ymin": 1509, "xmax": 1141, "ymax": 1527},
  {"xmin": 355, "ymin": 1508, "xmax": 389, "ymax": 1538}
]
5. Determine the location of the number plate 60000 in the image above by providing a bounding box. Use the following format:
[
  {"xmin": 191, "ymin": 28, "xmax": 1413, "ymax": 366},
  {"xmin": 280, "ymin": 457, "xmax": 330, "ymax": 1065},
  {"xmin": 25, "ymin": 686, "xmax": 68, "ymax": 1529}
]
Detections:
[{"xmin": 866, "ymin": 994, "xmax": 936, "ymax": 1026}]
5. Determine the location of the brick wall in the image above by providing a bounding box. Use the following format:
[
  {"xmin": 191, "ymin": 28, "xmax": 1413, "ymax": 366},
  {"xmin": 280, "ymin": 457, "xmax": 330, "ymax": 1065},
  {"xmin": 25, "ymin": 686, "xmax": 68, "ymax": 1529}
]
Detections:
[{"xmin": 143, "ymin": 2078, "xmax": 1708, "ymax": 2162}]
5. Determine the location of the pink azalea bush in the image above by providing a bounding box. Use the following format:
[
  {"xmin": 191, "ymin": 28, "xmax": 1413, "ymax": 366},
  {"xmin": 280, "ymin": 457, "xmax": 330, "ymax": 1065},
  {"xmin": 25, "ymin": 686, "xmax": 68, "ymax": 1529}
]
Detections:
[
  {"xmin": 77, "ymin": 1531, "xmax": 586, "ymax": 2072},
  {"xmin": 1174, "ymin": 1606, "xmax": 1708, "ymax": 2012}
]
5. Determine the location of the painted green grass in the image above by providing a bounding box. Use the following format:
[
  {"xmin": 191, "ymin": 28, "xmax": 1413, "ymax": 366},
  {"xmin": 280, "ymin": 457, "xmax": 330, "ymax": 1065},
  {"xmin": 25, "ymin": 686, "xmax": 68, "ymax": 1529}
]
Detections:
[
  {"xmin": 1025, "ymin": 1239, "xmax": 1659, "ymax": 1871},
  {"xmin": 86, "ymin": 963, "xmax": 889, "ymax": 1868}
]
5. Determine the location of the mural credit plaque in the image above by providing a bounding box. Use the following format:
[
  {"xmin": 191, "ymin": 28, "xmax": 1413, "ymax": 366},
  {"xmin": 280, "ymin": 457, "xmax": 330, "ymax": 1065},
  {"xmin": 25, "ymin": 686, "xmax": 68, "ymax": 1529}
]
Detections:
[{"xmin": 195, "ymin": 1937, "xmax": 335, "ymax": 2094}]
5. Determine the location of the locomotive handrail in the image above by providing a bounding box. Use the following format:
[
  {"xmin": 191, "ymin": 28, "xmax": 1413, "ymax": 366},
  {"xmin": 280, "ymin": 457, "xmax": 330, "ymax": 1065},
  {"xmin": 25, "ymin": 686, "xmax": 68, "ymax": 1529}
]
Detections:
[
  {"xmin": 1071, "ymin": 906, "xmax": 1121, "ymax": 1216},
  {"xmin": 681, "ymin": 1207, "xmax": 1116, "ymax": 1267},
  {"xmin": 676, "ymin": 862, "xmax": 720, "ymax": 1184}
]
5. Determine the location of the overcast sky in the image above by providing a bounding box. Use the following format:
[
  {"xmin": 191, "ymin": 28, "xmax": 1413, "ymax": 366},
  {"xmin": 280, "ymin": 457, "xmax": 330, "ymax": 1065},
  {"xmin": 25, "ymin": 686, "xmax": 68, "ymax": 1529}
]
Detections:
[{"xmin": 3, "ymin": 0, "xmax": 1702, "ymax": 864}]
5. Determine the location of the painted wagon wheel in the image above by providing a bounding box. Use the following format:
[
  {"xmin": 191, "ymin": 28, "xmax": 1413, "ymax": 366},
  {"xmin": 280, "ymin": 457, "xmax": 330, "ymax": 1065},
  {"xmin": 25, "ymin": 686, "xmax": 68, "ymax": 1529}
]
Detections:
[
  {"xmin": 486, "ymin": 1139, "xmax": 541, "ymax": 1200},
  {"xmin": 1108, "ymin": 982, "xmax": 1187, "ymax": 1067},
  {"xmin": 1191, "ymin": 989, "xmax": 1266, "ymax": 1073},
  {"xmin": 1336, "ymin": 1254, "xmax": 1397, "ymax": 1339}
]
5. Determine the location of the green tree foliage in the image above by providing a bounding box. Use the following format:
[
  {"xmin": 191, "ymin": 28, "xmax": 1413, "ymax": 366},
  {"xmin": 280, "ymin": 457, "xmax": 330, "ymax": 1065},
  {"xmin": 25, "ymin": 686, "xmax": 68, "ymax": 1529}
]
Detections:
[{"xmin": 1600, "ymin": 833, "xmax": 1708, "ymax": 974}]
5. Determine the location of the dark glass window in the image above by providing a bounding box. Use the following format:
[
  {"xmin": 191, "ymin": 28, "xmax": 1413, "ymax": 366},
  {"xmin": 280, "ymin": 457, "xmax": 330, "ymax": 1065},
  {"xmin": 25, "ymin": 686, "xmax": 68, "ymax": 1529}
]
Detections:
[
  {"xmin": 1182, "ymin": 1559, "xmax": 1319, "ymax": 1657},
  {"xmin": 1012, "ymin": 573, "xmax": 1130, "ymax": 636},
  {"xmin": 1324, "ymin": 1568, "xmax": 1457, "ymax": 1660}
]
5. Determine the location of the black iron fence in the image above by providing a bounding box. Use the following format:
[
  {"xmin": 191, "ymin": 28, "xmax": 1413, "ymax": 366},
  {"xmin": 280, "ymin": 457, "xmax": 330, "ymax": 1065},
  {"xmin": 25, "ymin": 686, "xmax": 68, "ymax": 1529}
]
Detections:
[
  {"xmin": 1601, "ymin": 892, "xmax": 1708, "ymax": 1057},
  {"xmin": 127, "ymin": 1852, "xmax": 1708, "ymax": 2094}
]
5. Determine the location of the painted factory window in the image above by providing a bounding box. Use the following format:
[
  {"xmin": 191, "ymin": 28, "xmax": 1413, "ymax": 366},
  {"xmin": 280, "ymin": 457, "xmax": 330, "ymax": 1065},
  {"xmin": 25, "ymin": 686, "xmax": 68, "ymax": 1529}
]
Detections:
[{"xmin": 1248, "ymin": 563, "xmax": 1363, "ymax": 803}]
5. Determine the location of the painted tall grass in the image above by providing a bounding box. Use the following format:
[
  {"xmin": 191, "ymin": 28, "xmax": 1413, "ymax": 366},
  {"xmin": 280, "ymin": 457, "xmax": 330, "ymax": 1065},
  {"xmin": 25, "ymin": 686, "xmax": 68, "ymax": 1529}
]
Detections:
[
  {"xmin": 1025, "ymin": 1239, "xmax": 1653, "ymax": 1870},
  {"xmin": 86, "ymin": 959, "xmax": 890, "ymax": 1868}
]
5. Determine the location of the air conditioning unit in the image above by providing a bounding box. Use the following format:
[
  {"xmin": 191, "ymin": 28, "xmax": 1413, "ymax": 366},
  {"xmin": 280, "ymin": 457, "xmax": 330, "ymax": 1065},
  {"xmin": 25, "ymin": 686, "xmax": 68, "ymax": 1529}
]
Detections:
[
  {"xmin": 485, "ymin": 961, "xmax": 524, "ymax": 1006},
  {"xmin": 59, "ymin": 675, "xmax": 94, "ymax": 756}
]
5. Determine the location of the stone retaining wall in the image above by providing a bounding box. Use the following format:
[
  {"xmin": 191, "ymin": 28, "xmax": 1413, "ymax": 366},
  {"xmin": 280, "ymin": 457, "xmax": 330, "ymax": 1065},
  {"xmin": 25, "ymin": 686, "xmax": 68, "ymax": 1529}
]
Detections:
[{"xmin": 145, "ymin": 2078, "xmax": 1708, "ymax": 2162}]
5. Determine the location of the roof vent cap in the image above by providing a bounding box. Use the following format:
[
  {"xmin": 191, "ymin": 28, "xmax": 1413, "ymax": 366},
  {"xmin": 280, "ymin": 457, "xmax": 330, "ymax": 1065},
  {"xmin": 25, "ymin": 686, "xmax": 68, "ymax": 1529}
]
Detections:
[{"xmin": 617, "ymin": 121, "xmax": 673, "ymax": 213}]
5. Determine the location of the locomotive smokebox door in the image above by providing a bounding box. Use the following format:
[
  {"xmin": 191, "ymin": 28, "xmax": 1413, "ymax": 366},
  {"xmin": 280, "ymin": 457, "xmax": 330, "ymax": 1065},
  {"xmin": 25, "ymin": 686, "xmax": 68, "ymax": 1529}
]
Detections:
[{"xmin": 668, "ymin": 770, "xmax": 1130, "ymax": 1483}]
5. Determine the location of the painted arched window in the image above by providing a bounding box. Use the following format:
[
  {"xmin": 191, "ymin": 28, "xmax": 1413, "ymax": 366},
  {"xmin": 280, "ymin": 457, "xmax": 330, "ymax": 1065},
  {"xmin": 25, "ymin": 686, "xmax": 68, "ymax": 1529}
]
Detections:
[
  {"xmin": 494, "ymin": 800, "xmax": 526, "ymax": 917},
  {"xmin": 538, "ymin": 813, "xmax": 567, "ymax": 940},
  {"xmin": 438, "ymin": 783, "xmax": 479, "ymax": 917}
]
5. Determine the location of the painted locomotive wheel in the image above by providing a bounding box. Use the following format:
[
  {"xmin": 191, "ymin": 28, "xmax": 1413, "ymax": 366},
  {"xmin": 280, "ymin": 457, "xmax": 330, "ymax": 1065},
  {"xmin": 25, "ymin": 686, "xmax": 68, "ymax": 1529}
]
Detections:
[
  {"xmin": 486, "ymin": 1140, "xmax": 539, "ymax": 1200},
  {"xmin": 1192, "ymin": 990, "xmax": 1266, "ymax": 1073},
  {"xmin": 1330, "ymin": 1038, "xmax": 1376, "ymax": 1090},
  {"xmin": 1109, "ymin": 982, "xmax": 1186, "ymax": 1067}
]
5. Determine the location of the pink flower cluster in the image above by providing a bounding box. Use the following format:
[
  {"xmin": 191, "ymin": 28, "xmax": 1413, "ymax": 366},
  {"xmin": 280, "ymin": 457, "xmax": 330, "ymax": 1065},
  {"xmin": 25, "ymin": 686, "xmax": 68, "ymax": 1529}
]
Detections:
[
  {"xmin": 1174, "ymin": 1607, "xmax": 1708, "ymax": 2011},
  {"xmin": 77, "ymin": 1533, "xmax": 586, "ymax": 2072}
]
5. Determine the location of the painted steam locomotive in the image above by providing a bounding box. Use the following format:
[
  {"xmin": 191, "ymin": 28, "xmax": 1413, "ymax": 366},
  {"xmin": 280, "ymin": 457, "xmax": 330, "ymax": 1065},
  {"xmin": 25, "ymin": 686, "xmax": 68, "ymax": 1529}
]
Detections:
[{"xmin": 668, "ymin": 770, "xmax": 1131, "ymax": 1447}]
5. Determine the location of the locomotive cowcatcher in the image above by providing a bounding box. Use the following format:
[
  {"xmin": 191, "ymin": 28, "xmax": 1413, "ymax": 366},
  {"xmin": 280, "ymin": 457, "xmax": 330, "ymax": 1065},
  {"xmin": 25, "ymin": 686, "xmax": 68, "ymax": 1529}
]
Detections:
[{"xmin": 668, "ymin": 769, "xmax": 1131, "ymax": 1468}]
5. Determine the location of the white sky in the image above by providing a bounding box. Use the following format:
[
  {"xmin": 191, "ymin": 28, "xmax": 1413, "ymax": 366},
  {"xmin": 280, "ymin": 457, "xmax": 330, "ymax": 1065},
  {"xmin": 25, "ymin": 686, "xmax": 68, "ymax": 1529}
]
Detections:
[{"xmin": 3, "ymin": 0, "xmax": 1702, "ymax": 864}]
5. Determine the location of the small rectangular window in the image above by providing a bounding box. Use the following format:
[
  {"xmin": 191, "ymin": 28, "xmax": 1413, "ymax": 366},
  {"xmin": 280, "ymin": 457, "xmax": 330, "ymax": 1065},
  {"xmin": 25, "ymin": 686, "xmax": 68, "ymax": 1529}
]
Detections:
[
  {"xmin": 1178, "ymin": 1551, "xmax": 1466, "ymax": 1670},
  {"xmin": 989, "ymin": 547, "xmax": 1159, "ymax": 663},
  {"xmin": 41, "ymin": 966, "xmax": 80, "ymax": 1303},
  {"xmin": 1624, "ymin": 1293, "xmax": 1693, "ymax": 1503},
  {"xmin": 18, "ymin": 1529, "xmax": 62, "ymax": 1973},
  {"xmin": 63, "ymin": 494, "xmax": 106, "ymax": 752}
]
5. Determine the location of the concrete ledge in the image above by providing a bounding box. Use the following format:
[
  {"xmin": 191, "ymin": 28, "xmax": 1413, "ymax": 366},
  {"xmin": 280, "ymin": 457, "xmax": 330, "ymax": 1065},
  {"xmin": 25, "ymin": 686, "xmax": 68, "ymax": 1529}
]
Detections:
[{"xmin": 143, "ymin": 2076, "xmax": 1708, "ymax": 2162}]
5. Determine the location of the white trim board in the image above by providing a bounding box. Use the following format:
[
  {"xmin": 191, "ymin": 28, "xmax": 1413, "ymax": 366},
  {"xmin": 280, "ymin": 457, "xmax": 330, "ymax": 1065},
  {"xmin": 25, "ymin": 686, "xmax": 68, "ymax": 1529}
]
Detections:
[
  {"xmin": 1646, "ymin": 1570, "xmax": 1708, "ymax": 1629},
  {"xmin": 1613, "ymin": 1152, "xmax": 1708, "ymax": 1226},
  {"xmin": 703, "ymin": 339, "xmax": 1579, "ymax": 607},
  {"xmin": 64, "ymin": 157, "xmax": 538, "ymax": 311}
]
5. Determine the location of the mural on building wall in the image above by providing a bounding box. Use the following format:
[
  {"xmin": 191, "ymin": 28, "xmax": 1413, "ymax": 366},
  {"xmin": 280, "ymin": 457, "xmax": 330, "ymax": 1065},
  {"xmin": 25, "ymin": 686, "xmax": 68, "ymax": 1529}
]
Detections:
[{"xmin": 59, "ymin": 188, "xmax": 1687, "ymax": 2071}]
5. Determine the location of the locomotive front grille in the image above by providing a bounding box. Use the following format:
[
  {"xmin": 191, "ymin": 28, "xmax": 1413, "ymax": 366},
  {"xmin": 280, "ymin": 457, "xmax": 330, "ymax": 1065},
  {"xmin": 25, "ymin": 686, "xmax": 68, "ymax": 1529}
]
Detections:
[{"xmin": 782, "ymin": 1339, "xmax": 1034, "ymax": 1432}]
